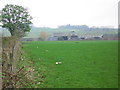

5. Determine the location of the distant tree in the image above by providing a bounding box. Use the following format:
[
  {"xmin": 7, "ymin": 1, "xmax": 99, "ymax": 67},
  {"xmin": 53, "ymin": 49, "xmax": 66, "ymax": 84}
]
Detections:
[
  {"xmin": 0, "ymin": 4, "xmax": 32, "ymax": 37},
  {"xmin": 39, "ymin": 32, "xmax": 47, "ymax": 40}
]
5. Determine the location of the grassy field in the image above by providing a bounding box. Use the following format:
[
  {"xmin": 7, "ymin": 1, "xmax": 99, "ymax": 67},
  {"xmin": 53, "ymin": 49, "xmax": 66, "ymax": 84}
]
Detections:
[{"xmin": 21, "ymin": 40, "xmax": 118, "ymax": 88}]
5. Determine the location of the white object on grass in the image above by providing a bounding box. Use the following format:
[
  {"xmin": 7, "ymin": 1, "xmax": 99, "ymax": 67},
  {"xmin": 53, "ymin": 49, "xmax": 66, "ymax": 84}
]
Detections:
[
  {"xmin": 59, "ymin": 62, "xmax": 61, "ymax": 64},
  {"xmin": 56, "ymin": 62, "xmax": 62, "ymax": 64},
  {"xmin": 56, "ymin": 62, "xmax": 59, "ymax": 64}
]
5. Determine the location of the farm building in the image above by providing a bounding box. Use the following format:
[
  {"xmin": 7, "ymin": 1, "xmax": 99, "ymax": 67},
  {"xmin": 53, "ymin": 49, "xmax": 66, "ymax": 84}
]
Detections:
[
  {"xmin": 47, "ymin": 30, "xmax": 106, "ymax": 41},
  {"xmin": 48, "ymin": 36, "xmax": 58, "ymax": 41},
  {"xmin": 20, "ymin": 38, "xmax": 35, "ymax": 41},
  {"xmin": 93, "ymin": 36, "xmax": 103, "ymax": 40},
  {"xmin": 79, "ymin": 35, "xmax": 103, "ymax": 40},
  {"xmin": 70, "ymin": 35, "xmax": 79, "ymax": 40},
  {"xmin": 58, "ymin": 36, "xmax": 68, "ymax": 40},
  {"xmin": 48, "ymin": 33, "xmax": 68, "ymax": 41},
  {"xmin": 85, "ymin": 35, "xmax": 103, "ymax": 40},
  {"xmin": 80, "ymin": 37, "xmax": 86, "ymax": 40},
  {"xmin": 68, "ymin": 30, "xmax": 79, "ymax": 40},
  {"xmin": 48, "ymin": 30, "xmax": 79, "ymax": 41},
  {"xmin": 102, "ymin": 34, "xmax": 118, "ymax": 40}
]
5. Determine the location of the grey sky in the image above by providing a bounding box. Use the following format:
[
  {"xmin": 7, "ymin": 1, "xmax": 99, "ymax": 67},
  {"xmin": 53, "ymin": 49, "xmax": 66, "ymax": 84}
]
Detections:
[{"xmin": 0, "ymin": 0, "xmax": 119, "ymax": 28}]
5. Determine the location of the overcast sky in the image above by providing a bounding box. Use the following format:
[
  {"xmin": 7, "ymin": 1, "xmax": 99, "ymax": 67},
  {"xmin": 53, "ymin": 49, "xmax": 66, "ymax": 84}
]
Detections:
[{"xmin": 0, "ymin": 0, "xmax": 119, "ymax": 28}]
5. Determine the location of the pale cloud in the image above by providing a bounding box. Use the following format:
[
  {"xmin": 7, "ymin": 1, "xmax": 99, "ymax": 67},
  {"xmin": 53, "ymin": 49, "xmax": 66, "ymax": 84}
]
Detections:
[{"xmin": 0, "ymin": 0, "xmax": 119, "ymax": 28}]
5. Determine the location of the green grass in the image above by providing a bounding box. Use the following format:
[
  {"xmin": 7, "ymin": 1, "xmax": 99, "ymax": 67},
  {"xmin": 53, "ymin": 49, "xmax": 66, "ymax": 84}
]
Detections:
[{"xmin": 21, "ymin": 40, "xmax": 118, "ymax": 88}]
